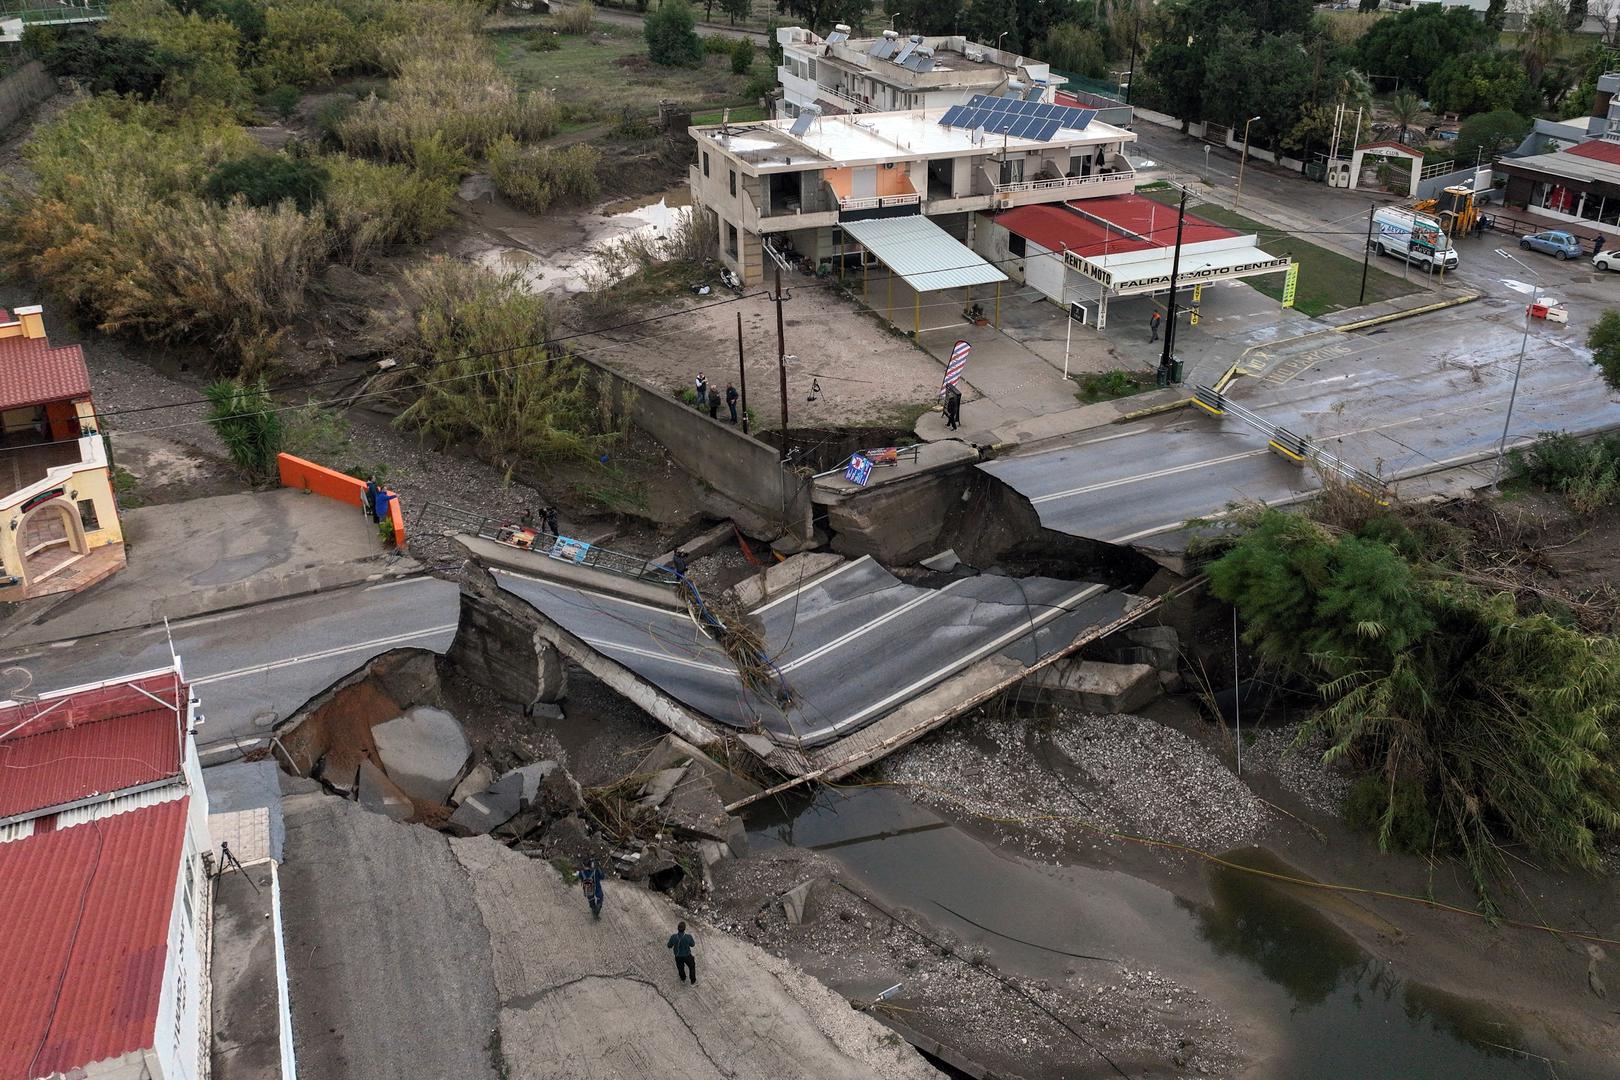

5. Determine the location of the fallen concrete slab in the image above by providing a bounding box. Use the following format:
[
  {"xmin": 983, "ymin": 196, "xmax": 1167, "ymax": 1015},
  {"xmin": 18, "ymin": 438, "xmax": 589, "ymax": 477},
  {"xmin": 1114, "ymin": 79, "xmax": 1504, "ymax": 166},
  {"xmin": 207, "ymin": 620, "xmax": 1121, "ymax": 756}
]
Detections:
[
  {"xmin": 1017, "ymin": 658, "xmax": 1161, "ymax": 714},
  {"xmin": 728, "ymin": 551, "xmax": 846, "ymax": 609},
  {"xmin": 371, "ymin": 706, "xmax": 470, "ymax": 804},
  {"xmin": 279, "ymin": 785, "xmax": 940, "ymax": 1079},
  {"xmin": 357, "ymin": 760, "xmax": 415, "ymax": 821}
]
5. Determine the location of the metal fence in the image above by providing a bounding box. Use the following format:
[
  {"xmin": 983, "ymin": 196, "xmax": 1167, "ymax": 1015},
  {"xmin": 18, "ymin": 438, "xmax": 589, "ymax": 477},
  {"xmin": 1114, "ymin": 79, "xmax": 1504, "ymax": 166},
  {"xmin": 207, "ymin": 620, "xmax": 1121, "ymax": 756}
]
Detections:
[
  {"xmin": 1192, "ymin": 386, "xmax": 1389, "ymax": 502},
  {"xmin": 413, "ymin": 500, "xmax": 681, "ymax": 583}
]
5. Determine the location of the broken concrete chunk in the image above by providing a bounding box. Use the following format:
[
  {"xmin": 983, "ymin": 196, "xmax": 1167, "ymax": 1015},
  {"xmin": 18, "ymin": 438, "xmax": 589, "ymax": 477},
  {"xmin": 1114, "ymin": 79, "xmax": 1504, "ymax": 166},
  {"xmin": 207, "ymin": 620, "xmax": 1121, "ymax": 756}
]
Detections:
[
  {"xmin": 1016, "ymin": 660, "xmax": 1161, "ymax": 714},
  {"xmin": 449, "ymin": 785, "xmax": 523, "ymax": 834},
  {"xmin": 919, "ymin": 548, "xmax": 961, "ymax": 572},
  {"xmin": 527, "ymin": 702, "xmax": 564, "ymax": 721},
  {"xmin": 370, "ymin": 706, "xmax": 471, "ymax": 804},
  {"xmin": 736, "ymin": 733, "xmax": 776, "ymax": 759},
  {"xmin": 779, "ymin": 878, "xmax": 817, "ymax": 926},
  {"xmin": 450, "ymin": 764, "xmax": 494, "ymax": 807},
  {"xmin": 636, "ymin": 764, "xmax": 691, "ymax": 810},
  {"xmin": 356, "ymin": 761, "xmax": 415, "ymax": 822},
  {"xmin": 1125, "ymin": 625, "xmax": 1180, "ymax": 673},
  {"xmin": 729, "ymin": 551, "xmax": 845, "ymax": 610}
]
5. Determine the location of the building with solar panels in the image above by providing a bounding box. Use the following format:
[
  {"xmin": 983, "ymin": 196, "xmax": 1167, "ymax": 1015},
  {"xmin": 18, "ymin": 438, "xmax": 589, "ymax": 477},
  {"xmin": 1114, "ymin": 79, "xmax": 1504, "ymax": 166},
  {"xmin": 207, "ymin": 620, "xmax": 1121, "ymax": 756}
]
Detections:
[
  {"xmin": 775, "ymin": 25, "xmax": 1078, "ymax": 121},
  {"xmin": 687, "ymin": 96, "xmax": 1136, "ymax": 297}
]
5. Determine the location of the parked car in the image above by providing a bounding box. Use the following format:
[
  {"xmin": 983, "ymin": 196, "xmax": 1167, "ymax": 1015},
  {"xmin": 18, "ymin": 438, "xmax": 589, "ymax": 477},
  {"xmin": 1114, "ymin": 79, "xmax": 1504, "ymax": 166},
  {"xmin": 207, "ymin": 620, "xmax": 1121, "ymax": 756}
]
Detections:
[
  {"xmin": 1596, "ymin": 249, "xmax": 1620, "ymax": 272},
  {"xmin": 1520, "ymin": 230, "xmax": 1584, "ymax": 260}
]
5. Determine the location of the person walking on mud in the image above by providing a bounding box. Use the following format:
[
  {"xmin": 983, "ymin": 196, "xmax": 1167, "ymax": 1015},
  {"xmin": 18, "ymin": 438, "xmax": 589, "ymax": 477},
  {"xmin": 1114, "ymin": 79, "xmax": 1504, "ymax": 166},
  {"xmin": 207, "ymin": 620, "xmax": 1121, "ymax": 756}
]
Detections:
[
  {"xmin": 579, "ymin": 858, "xmax": 604, "ymax": 919},
  {"xmin": 668, "ymin": 921, "xmax": 697, "ymax": 985}
]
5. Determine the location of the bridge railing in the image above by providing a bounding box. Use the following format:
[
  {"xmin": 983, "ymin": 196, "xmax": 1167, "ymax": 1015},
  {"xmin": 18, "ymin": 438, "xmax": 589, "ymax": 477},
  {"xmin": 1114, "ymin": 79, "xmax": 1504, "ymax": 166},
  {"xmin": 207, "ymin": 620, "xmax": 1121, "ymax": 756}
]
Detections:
[
  {"xmin": 1192, "ymin": 386, "xmax": 1390, "ymax": 502},
  {"xmin": 0, "ymin": 0, "xmax": 107, "ymax": 21}
]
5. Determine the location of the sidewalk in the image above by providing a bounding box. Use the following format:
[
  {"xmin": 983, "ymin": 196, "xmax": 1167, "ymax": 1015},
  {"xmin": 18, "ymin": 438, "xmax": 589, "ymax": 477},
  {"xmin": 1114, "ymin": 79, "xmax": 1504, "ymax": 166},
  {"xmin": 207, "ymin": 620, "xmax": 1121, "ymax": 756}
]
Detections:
[{"xmin": 2, "ymin": 489, "xmax": 418, "ymax": 649}]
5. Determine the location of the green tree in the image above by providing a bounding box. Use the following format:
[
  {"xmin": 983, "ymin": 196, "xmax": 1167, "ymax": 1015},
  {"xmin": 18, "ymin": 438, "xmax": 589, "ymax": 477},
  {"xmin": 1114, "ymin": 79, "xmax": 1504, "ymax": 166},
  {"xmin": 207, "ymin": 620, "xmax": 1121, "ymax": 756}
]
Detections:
[
  {"xmin": 204, "ymin": 153, "xmax": 329, "ymax": 211},
  {"xmin": 1485, "ymin": 0, "xmax": 1508, "ymax": 31},
  {"xmin": 1520, "ymin": 0, "xmax": 1567, "ymax": 84},
  {"xmin": 43, "ymin": 34, "xmax": 169, "ymax": 98},
  {"xmin": 1358, "ymin": 0, "xmax": 1379, "ymax": 10},
  {"xmin": 1428, "ymin": 52, "xmax": 1537, "ymax": 116},
  {"xmin": 883, "ymin": 0, "xmax": 961, "ymax": 35},
  {"xmin": 782, "ymin": 0, "xmax": 868, "ymax": 34},
  {"xmin": 645, "ymin": 0, "xmax": 704, "ymax": 66},
  {"xmin": 1567, "ymin": 0, "xmax": 1589, "ymax": 31},
  {"xmin": 1209, "ymin": 505, "xmax": 1620, "ymax": 904},
  {"xmin": 1589, "ymin": 309, "xmax": 1620, "ymax": 392},
  {"xmin": 395, "ymin": 260, "xmax": 612, "ymax": 478},
  {"xmin": 962, "ymin": 0, "xmax": 1019, "ymax": 51},
  {"xmin": 1451, "ymin": 108, "xmax": 1531, "ymax": 168},
  {"xmin": 730, "ymin": 36, "xmax": 756, "ymax": 74},
  {"xmin": 1388, "ymin": 88, "xmax": 1422, "ymax": 143},
  {"xmin": 723, "ymin": 0, "xmax": 753, "ymax": 24},
  {"xmin": 1354, "ymin": 5, "xmax": 1493, "ymax": 97},
  {"xmin": 1043, "ymin": 22, "xmax": 1107, "ymax": 79},
  {"xmin": 204, "ymin": 378, "xmax": 283, "ymax": 479}
]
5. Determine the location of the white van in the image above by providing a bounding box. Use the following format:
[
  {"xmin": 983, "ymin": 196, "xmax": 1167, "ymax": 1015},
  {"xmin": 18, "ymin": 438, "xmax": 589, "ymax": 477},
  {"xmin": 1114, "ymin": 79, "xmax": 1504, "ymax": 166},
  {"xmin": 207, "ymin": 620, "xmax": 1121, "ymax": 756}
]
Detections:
[{"xmin": 1372, "ymin": 207, "xmax": 1458, "ymax": 272}]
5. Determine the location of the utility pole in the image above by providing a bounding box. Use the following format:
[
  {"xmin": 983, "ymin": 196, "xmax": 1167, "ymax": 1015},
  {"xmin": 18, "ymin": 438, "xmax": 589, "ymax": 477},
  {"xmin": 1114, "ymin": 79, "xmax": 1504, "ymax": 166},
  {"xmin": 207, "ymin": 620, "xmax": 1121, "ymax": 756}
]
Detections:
[
  {"xmin": 1158, "ymin": 184, "xmax": 1188, "ymax": 388},
  {"xmin": 773, "ymin": 262, "xmax": 789, "ymax": 460},
  {"xmin": 1359, "ymin": 204, "xmax": 1374, "ymax": 305},
  {"xmin": 736, "ymin": 311, "xmax": 749, "ymax": 434}
]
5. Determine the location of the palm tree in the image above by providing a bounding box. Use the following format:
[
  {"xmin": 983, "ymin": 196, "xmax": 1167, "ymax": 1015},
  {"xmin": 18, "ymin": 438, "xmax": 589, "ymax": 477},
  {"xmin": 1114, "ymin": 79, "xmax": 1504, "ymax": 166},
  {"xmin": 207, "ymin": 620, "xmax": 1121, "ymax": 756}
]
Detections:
[{"xmin": 1389, "ymin": 89, "xmax": 1422, "ymax": 146}]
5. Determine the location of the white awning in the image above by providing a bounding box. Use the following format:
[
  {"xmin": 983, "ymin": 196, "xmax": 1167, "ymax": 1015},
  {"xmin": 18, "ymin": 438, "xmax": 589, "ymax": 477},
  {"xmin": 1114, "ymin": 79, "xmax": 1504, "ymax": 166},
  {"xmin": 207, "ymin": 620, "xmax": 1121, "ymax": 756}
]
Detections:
[
  {"xmin": 840, "ymin": 216, "xmax": 1008, "ymax": 292},
  {"xmin": 1065, "ymin": 236, "xmax": 1292, "ymax": 296}
]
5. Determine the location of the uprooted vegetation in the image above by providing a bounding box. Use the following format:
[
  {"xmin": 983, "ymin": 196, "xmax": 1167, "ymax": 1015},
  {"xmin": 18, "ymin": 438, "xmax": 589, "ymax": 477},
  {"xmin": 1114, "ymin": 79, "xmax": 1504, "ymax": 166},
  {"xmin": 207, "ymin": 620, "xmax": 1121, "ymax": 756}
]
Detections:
[{"xmin": 1202, "ymin": 487, "xmax": 1620, "ymax": 907}]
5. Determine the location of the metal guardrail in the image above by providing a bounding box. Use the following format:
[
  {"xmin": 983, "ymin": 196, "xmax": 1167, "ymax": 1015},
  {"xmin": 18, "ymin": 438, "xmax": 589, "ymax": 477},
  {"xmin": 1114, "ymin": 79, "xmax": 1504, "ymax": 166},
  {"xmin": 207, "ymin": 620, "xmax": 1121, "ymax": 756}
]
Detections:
[
  {"xmin": 993, "ymin": 170, "xmax": 1134, "ymax": 196},
  {"xmin": 1191, "ymin": 386, "xmax": 1389, "ymax": 501}
]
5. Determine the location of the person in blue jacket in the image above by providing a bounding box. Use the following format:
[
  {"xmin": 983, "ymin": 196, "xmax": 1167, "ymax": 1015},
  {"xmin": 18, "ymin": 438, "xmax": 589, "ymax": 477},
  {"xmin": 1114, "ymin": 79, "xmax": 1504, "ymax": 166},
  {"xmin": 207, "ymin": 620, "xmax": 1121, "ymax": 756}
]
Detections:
[
  {"xmin": 371, "ymin": 485, "xmax": 396, "ymax": 526},
  {"xmin": 579, "ymin": 858, "xmax": 604, "ymax": 919},
  {"xmin": 667, "ymin": 921, "xmax": 696, "ymax": 984}
]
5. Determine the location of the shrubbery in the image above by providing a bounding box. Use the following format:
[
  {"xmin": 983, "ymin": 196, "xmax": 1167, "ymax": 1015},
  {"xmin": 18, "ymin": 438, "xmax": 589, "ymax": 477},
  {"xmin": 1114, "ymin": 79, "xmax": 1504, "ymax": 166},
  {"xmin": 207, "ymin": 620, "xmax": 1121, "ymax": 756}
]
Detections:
[
  {"xmin": 1512, "ymin": 432, "xmax": 1620, "ymax": 513},
  {"xmin": 395, "ymin": 259, "xmax": 615, "ymax": 476},
  {"xmin": 551, "ymin": 1, "xmax": 595, "ymax": 34},
  {"xmin": 323, "ymin": 153, "xmax": 457, "ymax": 265},
  {"xmin": 645, "ymin": 0, "xmax": 702, "ymax": 66},
  {"xmin": 43, "ymin": 34, "xmax": 168, "ymax": 97},
  {"xmin": 204, "ymin": 153, "xmax": 329, "ymax": 212},
  {"xmin": 487, "ymin": 137, "xmax": 601, "ymax": 212},
  {"xmin": 336, "ymin": 43, "xmax": 558, "ymax": 161}
]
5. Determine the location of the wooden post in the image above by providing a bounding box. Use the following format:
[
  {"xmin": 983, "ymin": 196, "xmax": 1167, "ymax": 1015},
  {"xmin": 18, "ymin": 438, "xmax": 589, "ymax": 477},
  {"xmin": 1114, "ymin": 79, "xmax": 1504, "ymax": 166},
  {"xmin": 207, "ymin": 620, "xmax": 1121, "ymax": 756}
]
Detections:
[
  {"xmin": 994, "ymin": 281, "xmax": 1001, "ymax": 328},
  {"xmin": 915, "ymin": 289, "xmax": 921, "ymax": 334}
]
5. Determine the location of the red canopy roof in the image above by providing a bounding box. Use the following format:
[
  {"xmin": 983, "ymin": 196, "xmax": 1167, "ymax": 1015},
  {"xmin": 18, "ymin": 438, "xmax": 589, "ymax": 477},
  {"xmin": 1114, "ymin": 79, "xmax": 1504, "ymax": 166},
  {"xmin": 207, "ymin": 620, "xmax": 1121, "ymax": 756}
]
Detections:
[
  {"xmin": 1564, "ymin": 139, "xmax": 1620, "ymax": 165},
  {"xmin": 992, "ymin": 194, "xmax": 1237, "ymax": 258},
  {"xmin": 0, "ymin": 674, "xmax": 186, "ymax": 820},
  {"xmin": 0, "ymin": 798, "xmax": 189, "ymax": 1079},
  {"xmin": 0, "ymin": 335, "xmax": 91, "ymax": 412}
]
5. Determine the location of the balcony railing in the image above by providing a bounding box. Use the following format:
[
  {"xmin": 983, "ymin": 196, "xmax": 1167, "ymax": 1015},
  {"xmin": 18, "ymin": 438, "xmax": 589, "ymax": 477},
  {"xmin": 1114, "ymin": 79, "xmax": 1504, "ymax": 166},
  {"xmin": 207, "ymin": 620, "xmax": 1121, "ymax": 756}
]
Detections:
[
  {"xmin": 839, "ymin": 192, "xmax": 921, "ymax": 211},
  {"xmin": 992, "ymin": 170, "xmax": 1134, "ymax": 196}
]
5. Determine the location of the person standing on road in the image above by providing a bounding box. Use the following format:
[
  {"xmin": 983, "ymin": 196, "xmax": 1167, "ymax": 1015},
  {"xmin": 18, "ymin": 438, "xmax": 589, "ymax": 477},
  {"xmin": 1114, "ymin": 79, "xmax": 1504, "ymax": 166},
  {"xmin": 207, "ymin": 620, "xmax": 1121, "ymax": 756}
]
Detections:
[
  {"xmin": 694, "ymin": 372, "xmax": 708, "ymax": 408},
  {"xmin": 1594, "ymin": 234, "xmax": 1607, "ymax": 257},
  {"xmin": 1149, "ymin": 310, "xmax": 1162, "ymax": 343},
  {"xmin": 708, "ymin": 389, "xmax": 720, "ymax": 420},
  {"xmin": 579, "ymin": 858, "xmax": 604, "ymax": 919},
  {"xmin": 725, "ymin": 384, "xmax": 739, "ymax": 424},
  {"xmin": 668, "ymin": 921, "xmax": 697, "ymax": 984}
]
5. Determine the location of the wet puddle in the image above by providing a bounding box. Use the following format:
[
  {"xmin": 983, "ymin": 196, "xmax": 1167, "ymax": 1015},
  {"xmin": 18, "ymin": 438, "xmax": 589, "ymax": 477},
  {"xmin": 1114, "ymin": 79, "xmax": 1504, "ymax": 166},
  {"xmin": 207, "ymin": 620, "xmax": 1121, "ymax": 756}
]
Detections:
[
  {"xmin": 749, "ymin": 785, "xmax": 1600, "ymax": 1079},
  {"xmin": 473, "ymin": 188, "xmax": 692, "ymax": 294}
]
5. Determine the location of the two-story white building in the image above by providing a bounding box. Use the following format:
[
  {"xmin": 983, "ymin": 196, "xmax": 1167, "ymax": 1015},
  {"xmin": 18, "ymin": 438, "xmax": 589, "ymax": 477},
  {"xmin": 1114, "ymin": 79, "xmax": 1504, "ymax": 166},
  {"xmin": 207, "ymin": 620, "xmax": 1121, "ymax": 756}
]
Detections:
[
  {"xmin": 688, "ymin": 98, "xmax": 1137, "ymax": 291},
  {"xmin": 776, "ymin": 25, "xmax": 1067, "ymax": 119},
  {"xmin": 0, "ymin": 667, "xmax": 212, "ymax": 1080}
]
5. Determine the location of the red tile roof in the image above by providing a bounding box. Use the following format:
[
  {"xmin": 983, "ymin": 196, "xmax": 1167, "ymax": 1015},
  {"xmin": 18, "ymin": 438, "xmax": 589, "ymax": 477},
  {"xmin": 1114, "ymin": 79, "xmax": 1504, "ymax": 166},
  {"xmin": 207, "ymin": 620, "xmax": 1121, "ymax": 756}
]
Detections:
[
  {"xmin": 1564, "ymin": 139, "xmax": 1620, "ymax": 165},
  {"xmin": 0, "ymin": 798, "xmax": 189, "ymax": 1080},
  {"xmin": 0, "ymin": 675, "xmax": 185, "ymax": 820},
  {"xmin": 0, "ymin": 335, "xmax": 91, "ymax": 413},
  {"xmin": 993, "ymin": 194, "xmax": 1237, "ymax": 258}
]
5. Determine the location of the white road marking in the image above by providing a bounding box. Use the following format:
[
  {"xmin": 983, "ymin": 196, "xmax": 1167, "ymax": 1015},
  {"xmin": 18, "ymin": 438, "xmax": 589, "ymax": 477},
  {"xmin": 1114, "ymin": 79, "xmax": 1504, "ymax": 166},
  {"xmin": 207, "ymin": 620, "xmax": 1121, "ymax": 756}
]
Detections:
[
  {"xmin": 830, "ymin": 585, "xmax": 1107, "ymax": 734},
  {"xmin": 585, "ymin": 639, "xmax": 733, "ymax": 674},
  {"xmin": 752, "ymin": 556, "xmax": 868, "ymax": 615},
  {"xmin": 1030, "ymin": 449, "xmax": 1267, "ymax": 504},
  {"xmin": 191, "ymin": 624, "xmax": 458, "ymax": 686}
]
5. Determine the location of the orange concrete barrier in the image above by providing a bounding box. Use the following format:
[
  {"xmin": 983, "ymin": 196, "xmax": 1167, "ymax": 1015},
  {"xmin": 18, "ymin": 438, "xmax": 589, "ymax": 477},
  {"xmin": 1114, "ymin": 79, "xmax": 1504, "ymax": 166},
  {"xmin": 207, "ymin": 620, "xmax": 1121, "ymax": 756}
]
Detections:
[{"xmin": 276, "ymin": 453, "xmax": 406, "ymax": 551}]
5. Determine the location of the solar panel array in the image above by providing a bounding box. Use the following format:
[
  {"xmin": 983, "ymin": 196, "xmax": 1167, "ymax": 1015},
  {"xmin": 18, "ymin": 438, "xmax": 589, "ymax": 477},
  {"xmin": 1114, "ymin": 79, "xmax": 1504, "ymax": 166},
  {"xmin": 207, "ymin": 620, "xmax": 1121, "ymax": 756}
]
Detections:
[{"xmin": 937, "ymin": 94, "xmax": 1098, "ymax": 142}]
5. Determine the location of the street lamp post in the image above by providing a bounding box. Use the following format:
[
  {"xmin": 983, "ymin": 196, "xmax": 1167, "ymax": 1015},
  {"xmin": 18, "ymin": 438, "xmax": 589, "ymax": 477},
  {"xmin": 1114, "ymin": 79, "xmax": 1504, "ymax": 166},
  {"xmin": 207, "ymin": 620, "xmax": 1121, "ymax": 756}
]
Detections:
[
  {"xmin": 996, "ymin": 31, "xmax": 1009, "ymax": 51},
  {"xmin": 1234, "ymin": 115, "xmax": 1260, "ymax": 213},
  {"xmin": 1492, "ymin": 249, "xmax": 1542, "ymax": 486}
]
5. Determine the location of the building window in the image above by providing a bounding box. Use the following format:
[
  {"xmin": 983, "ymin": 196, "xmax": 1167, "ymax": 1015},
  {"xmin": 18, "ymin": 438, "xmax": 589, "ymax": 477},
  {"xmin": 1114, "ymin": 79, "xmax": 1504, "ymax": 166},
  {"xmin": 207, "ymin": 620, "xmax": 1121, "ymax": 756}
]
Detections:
[
  {"xmin": 729, "ymin": 169, "xmax": 737, "ymax": 197},
  {"xmin": 702, "ymin": 151, "xmax": 709, "ymax": 177},
  {"xmin": 808, "ymin": 59, "xmax": 817, "ymax": 80},
  {"xmin": 1009, "ymin": 234, "xmax": 1027, "ymax": 258},
  {"xmin": 726, "ymin": 223, "xmax": 739, "ymax": 257},
  {"xmin": 77, "ymin": 499, "xmax": 99, "ymax": 531}
]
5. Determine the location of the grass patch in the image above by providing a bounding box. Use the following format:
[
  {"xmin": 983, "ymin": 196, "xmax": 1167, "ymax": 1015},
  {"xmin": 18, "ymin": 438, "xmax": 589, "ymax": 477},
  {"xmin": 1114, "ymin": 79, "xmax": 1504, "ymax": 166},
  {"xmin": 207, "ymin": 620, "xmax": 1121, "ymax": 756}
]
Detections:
[
  {"xmin": 110, "ymin": 465, "xmax": 145, "ymax": 509},
  {"xmin": 489, "ymin": 28, "xmax": 751, "ymax": 115},
  {"xmin": 1074, "ymin": 369, "xmax": 1156, "ymax": 404},
  {"xmin": 1143, "ymin": 192, "xmax": 1418, "ymax": 317}
]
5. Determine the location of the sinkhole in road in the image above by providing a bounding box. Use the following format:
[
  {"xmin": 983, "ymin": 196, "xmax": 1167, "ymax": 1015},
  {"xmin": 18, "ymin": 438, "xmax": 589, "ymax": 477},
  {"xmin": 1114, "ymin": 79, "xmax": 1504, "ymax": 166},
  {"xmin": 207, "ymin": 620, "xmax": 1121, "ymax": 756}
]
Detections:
[{"xmin": 749, "ymin": 784, "xmax": 1598, "ymax": 1079}]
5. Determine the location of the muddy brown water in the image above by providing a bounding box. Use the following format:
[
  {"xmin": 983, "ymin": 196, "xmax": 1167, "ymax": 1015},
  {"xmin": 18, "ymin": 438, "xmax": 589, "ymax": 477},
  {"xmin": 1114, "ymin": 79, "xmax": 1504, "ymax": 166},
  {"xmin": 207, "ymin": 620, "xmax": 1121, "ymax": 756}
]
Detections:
[{"xmin": 748, "ymin": 785, "xmax": 1606, "ymax": 1079}]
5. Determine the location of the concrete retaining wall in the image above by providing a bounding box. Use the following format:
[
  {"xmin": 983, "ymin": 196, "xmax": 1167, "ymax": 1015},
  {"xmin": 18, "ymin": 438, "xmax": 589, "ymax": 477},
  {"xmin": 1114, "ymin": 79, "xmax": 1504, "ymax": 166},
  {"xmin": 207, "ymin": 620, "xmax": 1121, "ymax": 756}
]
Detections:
[
  {"xmin": 0, "ymin": 61, "xmax": 53, "ymax": 134},
  {"xmin": 447, "ymin": 590, "xmax": 568, "ymax": 707},
  {"xmin": 573, "ymin": 353, "xmax": 812, "ymax": 541},
  {"xmin": 825, "ymin": 462, "xmax": 975, "ymax": 564}
]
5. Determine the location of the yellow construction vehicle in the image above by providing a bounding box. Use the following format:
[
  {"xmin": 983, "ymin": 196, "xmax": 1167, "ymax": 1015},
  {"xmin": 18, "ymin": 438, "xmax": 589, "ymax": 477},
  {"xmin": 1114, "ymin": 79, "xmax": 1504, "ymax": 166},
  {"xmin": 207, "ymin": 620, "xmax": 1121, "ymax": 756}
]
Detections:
[{"xmin": 1413, "ymin": 185, "xmax": 1481, "ymax": 237}]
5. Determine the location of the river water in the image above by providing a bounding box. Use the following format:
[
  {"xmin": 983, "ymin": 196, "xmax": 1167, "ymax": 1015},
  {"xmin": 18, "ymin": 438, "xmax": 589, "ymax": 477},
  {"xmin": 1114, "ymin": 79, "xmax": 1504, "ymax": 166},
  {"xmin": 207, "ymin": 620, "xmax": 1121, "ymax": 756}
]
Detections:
[{"xmin": 748, "ymin": 785, "xmax": 1602, "ymax": 1079}]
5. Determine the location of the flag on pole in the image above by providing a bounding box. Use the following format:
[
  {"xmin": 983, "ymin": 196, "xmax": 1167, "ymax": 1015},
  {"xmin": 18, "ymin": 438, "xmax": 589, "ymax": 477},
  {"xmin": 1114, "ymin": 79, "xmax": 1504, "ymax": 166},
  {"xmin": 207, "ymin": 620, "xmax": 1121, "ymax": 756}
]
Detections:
[{"xmin": 940, "ymin": 339, "xmax": 971, "ymax": 397}]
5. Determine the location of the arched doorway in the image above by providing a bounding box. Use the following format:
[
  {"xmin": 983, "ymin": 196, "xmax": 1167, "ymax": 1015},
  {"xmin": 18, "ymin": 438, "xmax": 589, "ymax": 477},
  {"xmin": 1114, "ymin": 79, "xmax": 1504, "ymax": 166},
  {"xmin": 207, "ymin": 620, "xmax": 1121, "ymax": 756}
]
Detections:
[{"xmin": 17, "ymin": 500, "xmax": 87, "ymax": 587}]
